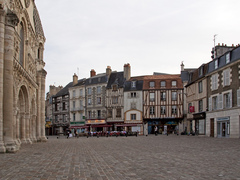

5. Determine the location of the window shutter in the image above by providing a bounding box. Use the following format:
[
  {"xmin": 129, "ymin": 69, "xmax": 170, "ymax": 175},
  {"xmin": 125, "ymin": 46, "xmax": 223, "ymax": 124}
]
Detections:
[
  {"xmin": 209, "ymin": 97, "xmax": 212, "ymax": 111},
  {"xmin": 229, "ymin": 91, "xmax": 232, "ymax": 108},
  {"xmin": 237, "ymin": 89, "xmax": 240, "ymax": 106},
  {"xmin": 218, "ymin": 94, "xmax": 223, "ymax": 109}
]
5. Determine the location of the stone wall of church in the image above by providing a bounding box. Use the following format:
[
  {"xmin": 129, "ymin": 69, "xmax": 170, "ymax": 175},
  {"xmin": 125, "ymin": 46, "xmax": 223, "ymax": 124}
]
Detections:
[{"xmin": 0, "ymin": 0, "xmax": 46, "ymax": 153}]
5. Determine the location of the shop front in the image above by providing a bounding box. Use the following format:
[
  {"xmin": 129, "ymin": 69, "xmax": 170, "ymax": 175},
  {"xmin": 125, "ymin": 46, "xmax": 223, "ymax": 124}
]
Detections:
[
  {"xmin": 217, "ymin": 117, "xmax": 230, "ymax": 138},
  {"xmin": 146, "ymin": 118, "xmax": 180, "ymax": 135},
  {"xmin": 86, "ymin": 119, "xmax": 110, "ymax": 132},
  {"xmin": 193, "ymin": 112, "xmax": 206, "ymax": 135}
]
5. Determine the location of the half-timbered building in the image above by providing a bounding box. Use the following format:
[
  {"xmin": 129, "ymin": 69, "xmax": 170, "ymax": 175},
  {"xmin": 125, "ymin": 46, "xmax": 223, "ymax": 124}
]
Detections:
[{"xmin": 143, "ymin": 75, "xmax": 184, "ymax": 134}]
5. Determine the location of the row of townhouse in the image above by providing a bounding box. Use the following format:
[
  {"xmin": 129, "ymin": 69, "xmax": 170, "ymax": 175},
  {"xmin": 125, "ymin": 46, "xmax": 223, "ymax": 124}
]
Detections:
[
  {"xmin": 46, "ymin": 63, "xmax": 184, "ymax": 135},
  {"xmin": 181, "ymin": 44, "xmax": 240, "ymax": 138}
]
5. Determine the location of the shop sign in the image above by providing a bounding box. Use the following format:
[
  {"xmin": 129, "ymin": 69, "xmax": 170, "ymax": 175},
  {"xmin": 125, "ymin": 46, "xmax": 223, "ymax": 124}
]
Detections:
[
  {"xmin": 86, "ymin": 120, "xmax": 106, "ymax": 124},
  {"xmin": 189, "ymin": 106, "xmax": 195, "ymax": 113},
  {"xmin": 165, "ymin": 121, "xmax": 177, "ymax": 125},
  {"xmin": 70, "ymin": 121, "xmax": 85, "ymax": 125},
  {"xmin": 217, "ymin": 117, "xmax": 230, "ymax": 121}
]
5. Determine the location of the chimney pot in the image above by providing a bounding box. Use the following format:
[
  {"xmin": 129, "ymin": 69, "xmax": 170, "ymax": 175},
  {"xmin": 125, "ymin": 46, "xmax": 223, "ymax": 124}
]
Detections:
[{"xmin": 90, "ymin": 69, "xmax": 96, "ymax": 77}]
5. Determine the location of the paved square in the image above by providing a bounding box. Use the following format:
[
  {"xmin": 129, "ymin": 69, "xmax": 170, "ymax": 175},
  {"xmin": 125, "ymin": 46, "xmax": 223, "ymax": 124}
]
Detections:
[{"xmin": 0, "ymin": 135, "xmax": 240, "ymax": 180}]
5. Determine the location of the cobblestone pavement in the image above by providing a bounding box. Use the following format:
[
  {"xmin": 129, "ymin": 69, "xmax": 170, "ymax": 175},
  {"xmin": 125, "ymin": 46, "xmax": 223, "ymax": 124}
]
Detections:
[{"xmin": 0, "ymin": 135, "xmax": 240, "ymax": 180}]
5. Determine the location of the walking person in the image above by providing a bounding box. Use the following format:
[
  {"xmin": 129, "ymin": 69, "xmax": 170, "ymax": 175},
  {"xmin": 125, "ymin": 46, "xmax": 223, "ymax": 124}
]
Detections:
[{"xmin": 154, "ymin": 126, "xmax": 158, "ymax": 136}]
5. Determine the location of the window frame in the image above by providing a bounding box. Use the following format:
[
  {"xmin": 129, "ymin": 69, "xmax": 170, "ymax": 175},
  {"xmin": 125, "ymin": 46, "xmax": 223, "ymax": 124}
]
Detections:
[
  {"xmin": 171, "ymin": 80, "xmax": 177, "ymax": 87},
  {"xmin": 149, "ymin": 81, "xmax": 155, "ymax": 88}
]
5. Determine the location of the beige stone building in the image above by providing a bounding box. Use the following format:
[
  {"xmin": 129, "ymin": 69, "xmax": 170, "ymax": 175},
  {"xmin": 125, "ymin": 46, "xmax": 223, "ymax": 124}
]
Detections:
[{"xmin": 0, "ymin": 0, "xmax": 47, "ymax": 153}]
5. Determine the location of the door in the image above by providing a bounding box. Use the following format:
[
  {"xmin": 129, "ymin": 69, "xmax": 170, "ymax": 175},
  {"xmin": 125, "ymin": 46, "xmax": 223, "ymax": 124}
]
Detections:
[
  {"xmin": 222, "ymin": 123, "xmax": 226, "ymax": 137},
  {"xmin": 210, "ymin": 118, "xmax": 214, "ymax": 137}
]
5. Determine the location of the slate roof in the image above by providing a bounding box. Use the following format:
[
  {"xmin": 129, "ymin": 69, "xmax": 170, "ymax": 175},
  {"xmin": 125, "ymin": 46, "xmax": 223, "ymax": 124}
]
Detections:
[
  {"xmin": 124, "ymin": 76, "xmax": 145, "ymax": 91},
  {"xmin": 208, "ymin": 45, "xmax": 240, "ymax": 74},
  {"xmin": 106, "ymin": 71, "xmax": 125, "ymax": 89},
  {"xmin": 85, "ymin": 73, "xmax": 108, "ymax": 85},
  {"xmin": 53, "ymin": 79, "xmax": 85, "ymax": 97},
  {"xmin": 185, "ymin": 63, "xmax": 208, "ymax": 87}
]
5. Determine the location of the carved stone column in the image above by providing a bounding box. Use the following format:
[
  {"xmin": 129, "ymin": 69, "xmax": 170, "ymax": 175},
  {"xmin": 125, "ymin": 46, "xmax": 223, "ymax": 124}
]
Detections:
[
  {"xmin": 36, "ymin": 73, "xmax": 41, "ymax": 141},
  {"xmin": 31, "ymin": 114, "xmax": 37, "ymax": 142},
  {"xmin": 0, "ymin": 6, "xmax": 6, "ymax": 153},
  {"xmin": 25, "ymin": 113, "xmax": 32, "ymax": 144},
  {"xmin": 40, "ymin": 69, "xmax": 47, "ymax": 141},
  {"xmin": 15, "ymin": 108, "xmax": 21, "ymax": 145},
  {"xmin": 3, "ymin": 10, "xmax": 19, "ymax": 152},
  {"xmin": 20, "ymin": 113, "xmax": 27, "ymax": 144},
  {"xmin": 13, "ymin": 107, "xmax": 20, "ymax": 149}
]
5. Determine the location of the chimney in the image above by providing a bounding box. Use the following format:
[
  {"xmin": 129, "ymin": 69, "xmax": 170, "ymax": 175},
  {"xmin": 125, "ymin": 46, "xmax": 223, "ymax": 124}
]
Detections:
[
  {"xmin": 180, "ymin": 61, "xmax": 184, "ymax": 71},
  {"xmin": 73, "ymin": 73, "xmax": 78, "ymax": 85},
  {"xmin": 90, "ymin": 69, "xmax": 96, "ymax": 77},
  {"xmin": 106, "ymin": 66, "xmax": 112, "ymax": 77},
  {"xmin": 124, "ymin": 63, "xmax": 131, "ymax": 80}
]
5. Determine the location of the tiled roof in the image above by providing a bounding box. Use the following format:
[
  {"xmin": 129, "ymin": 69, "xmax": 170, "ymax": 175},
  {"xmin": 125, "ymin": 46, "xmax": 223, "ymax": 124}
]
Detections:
[{"xmin": 142, "ymin": 74, "xmax": 183, "ymax": 89}]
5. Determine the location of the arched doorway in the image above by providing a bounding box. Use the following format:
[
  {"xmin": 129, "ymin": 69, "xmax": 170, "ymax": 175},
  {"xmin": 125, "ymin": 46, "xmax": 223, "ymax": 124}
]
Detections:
[{"xmin": 17, "ymin": 85, "xmax": 30, "ymax": 144}]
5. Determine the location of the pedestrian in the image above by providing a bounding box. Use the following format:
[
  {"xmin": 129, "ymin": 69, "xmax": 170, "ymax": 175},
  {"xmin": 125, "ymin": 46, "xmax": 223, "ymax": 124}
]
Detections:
[
  {"xmin": 67, "ymin": 131, "xmax": 69, "ymax": 139},
  {"xmin": 154, "ymin": 126, "xmax": 158, "ymax": 136}
]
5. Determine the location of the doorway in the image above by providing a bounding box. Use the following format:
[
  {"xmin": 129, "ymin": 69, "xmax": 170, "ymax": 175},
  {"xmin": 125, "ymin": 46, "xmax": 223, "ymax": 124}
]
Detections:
[{"xmin": 217, "ymin": 121, "xmax": 230, "ymax": 138}]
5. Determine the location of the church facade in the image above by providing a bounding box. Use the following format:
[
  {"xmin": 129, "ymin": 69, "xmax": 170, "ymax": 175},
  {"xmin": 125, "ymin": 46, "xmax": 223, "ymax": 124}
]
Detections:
[{"xmin": 0, "ymin": 0, "xmax": 47, "ymax": 153}]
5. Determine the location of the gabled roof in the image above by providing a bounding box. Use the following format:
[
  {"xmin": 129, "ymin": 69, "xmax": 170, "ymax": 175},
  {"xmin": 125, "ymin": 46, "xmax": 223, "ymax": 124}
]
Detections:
[{"xmin": 106, "ymin": 71, "xmax": 125, "ymax": 88}]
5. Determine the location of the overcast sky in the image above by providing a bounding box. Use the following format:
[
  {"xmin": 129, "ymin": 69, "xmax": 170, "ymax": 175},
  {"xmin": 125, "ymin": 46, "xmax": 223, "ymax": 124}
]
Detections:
[{"xmin": 35, "ymin": 0, "xmax": 240, "ymax": 92}]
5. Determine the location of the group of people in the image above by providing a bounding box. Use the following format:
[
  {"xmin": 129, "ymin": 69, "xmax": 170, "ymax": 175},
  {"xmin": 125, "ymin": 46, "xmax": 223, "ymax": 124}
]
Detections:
[{"xmin": 66, "ymin": 130, "xmax": 78, "ymax": 138}]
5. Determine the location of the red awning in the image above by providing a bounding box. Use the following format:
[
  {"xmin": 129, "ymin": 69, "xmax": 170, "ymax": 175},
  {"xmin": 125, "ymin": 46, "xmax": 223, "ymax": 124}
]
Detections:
[
  {"xmin": 115, "ymin": 124, "xmax": 140, "ymax": 127},
  {"xmin": 69, "ymin": 126, "xmax": 89, "ymax": 129},
  {"xmin": 91, "ymin": 124, "xmax": 113, "ymax": 128}
]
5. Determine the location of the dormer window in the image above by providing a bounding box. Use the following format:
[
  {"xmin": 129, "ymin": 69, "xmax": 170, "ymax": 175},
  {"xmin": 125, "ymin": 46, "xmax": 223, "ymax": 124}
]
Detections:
[
  {"xmin": 172, "ymin": 80, "xmax": 177, "ymax": 87},
  {"xmin": 131, "ymin": 81, "xmax": 136, "ymax": 88},
  {"xmin": 214, "ymin": 60, "xmax": 218, "ymax": 69},
  {"xmin": 150, "ymin": 81, "xmax": 155, "ymax": 88},
  {"xmin": 112, "ymin": 85, "xmax": 118, "ymax": 91},
  {"xmin": 226, "ymin": 52, "xmax": 230, "ymax": 64}
]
